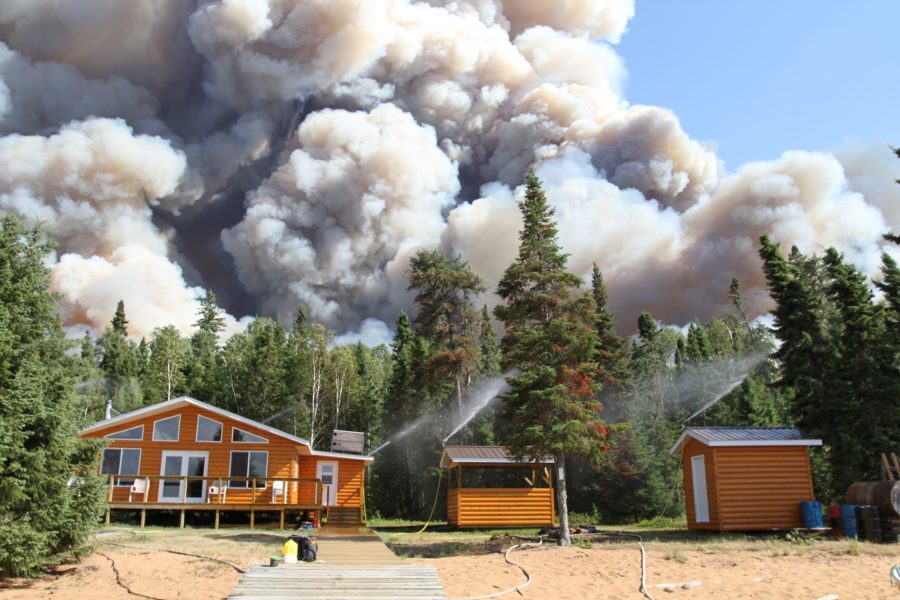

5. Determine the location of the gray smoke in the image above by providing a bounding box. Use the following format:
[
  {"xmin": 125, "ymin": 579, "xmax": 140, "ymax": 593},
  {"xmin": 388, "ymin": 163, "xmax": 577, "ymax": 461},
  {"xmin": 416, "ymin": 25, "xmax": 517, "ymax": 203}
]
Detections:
[{"xmin": 0, "ymin": 0, "xmax": 896, "ymax": 342}]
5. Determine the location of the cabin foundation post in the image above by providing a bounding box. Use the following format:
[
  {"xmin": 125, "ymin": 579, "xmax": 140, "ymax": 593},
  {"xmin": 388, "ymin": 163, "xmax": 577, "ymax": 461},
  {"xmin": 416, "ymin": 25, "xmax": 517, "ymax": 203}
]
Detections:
[
  {"xmin": 214, "ymin": 510, "xmax": 220, "ymax": 530},
  {"xmin": 250, "ymin": 510, "xmax": 255, "ymax": 529},
  {"xmin": 279, "ymin": 510, "xmax": 285, "ymax": 530},
  {"xmin": 140, "ymin": 509, "xmax": 146, "ymax": 528},
  {"xmin": 105, "ymin": 509, "xmax": 110, "ymax": 526},
  {"xmin": 179, "ymin": 509, "xmax": 185, "ymax": 528}
]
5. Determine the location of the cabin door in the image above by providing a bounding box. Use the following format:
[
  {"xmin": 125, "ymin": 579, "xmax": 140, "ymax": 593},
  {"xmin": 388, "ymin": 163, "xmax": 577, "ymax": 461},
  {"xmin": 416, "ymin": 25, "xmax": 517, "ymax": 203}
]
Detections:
[
  {"xmin": 691, "ymin": 455, "xmax": 710, "ymax": 523},
  {"xmin": 159, "ymin": 451, "xmax": 208, "ymax": 503},
  {"xmin": 316, "ymin": 461, "xmax": 339, "ymax": 506}
]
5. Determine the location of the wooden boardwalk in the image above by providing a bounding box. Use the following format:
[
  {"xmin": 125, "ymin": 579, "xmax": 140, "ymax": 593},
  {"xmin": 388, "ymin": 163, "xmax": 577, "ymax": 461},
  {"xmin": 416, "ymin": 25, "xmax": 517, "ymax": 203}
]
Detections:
[{"xmin": 228, "ymin": 527, "xmax": 447, "ymax": 600}]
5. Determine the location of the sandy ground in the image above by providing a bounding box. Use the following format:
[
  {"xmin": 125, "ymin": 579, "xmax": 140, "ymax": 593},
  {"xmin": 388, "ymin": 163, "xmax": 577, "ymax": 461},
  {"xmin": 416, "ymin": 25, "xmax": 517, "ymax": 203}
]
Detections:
[
  {"xmin": 414, "ymin": 543, "xmax": 900, "ymax": 600},
  {"xmin": 1, "ymin": 533, "xmax": 899, "ymax": 599}
]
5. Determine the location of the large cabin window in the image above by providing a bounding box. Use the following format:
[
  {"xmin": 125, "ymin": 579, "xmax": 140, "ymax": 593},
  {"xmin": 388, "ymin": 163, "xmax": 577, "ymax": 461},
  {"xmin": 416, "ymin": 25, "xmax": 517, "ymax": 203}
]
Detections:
[
  {"xmin": 101, "ymin": 448, "xmax": 141, "ymax": 486},
  {"xmin": 106, "ymin": 425, "xmax": 143, "ymax": 440},
  {"xmin": 152, "ymin": 415, "xmax": 181, "ymax": 441},
  {"xmin": 229, "ymin": 451, "xmax": 268, "ymax": 488},
  {"xmin": 196, "ymin": 416, "xmax": 223, "ymax": 442}
]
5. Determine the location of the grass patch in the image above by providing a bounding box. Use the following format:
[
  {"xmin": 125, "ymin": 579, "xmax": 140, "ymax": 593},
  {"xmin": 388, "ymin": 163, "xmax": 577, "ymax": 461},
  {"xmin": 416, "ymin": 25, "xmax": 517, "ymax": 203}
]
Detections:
[
  {"xmin": 664, "ymin": 548, "xmax": 688, "ymax": 563},
  {"xmin": 367, "ymin": 517, "xmax": 430, "ymax": 528},
  {"xmin": 633, "ymin": 515, "xmax": 688, "ymax": 530},
  {"xmin": 96, "ymin": 525, "xmax": 288, "ymax": 566}
]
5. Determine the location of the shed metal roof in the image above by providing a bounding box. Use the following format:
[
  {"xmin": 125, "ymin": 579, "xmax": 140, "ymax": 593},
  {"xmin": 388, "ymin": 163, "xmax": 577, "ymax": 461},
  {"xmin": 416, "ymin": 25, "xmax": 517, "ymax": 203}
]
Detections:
[
  {"xmin": 440, "ymin": 445, "xmax": 554, "ymax": 468},
  {"xmin": 669, "ymin": 427, "xmax": 822, "ymax": 455}
]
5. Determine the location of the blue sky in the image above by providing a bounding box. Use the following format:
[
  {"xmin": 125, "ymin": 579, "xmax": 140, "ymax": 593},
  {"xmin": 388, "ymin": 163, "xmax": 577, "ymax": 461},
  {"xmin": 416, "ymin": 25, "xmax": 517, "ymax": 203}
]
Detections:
[{"xmin": 617, "ymin": 1, "xmax": 900, "ymax": 170}]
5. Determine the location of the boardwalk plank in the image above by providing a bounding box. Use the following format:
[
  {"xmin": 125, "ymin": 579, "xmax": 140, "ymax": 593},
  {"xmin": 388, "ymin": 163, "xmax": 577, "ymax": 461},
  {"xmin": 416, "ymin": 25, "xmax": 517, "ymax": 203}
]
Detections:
[{"xmin": 228, "ymin": 528, "xmax": 446, "ymax": 600}]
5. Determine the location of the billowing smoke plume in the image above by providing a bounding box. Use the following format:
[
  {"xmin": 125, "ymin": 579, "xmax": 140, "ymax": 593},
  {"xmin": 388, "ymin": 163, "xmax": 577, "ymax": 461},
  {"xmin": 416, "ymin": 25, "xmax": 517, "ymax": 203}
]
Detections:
[{"xmin": 0, "ymin": 0, "xmax": 896, "ymax": 342}]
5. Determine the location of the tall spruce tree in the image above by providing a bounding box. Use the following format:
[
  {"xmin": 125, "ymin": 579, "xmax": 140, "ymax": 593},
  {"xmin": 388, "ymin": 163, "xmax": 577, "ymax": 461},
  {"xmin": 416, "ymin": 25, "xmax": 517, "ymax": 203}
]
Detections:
[
  {"xmin": 373, "ymin": 312, "xmax": 419, "ymax": 516},
  {"xmin": 0, "ymin": 216, "xmax": 105, "ymax": 576},
  {"xmin": 185, "ymin": 290, "xmax": 227, "ymax": 403},
  {"xmin": 823, "ymin": 247, "xmax": 894, "ymax": 490},
  {"xmin": 494, "ymin": 170, "xmax": 607, "ymax": 546},
  {"xmin": 97, "ymin": 300, "xmax": 143, "ymax": 414}
]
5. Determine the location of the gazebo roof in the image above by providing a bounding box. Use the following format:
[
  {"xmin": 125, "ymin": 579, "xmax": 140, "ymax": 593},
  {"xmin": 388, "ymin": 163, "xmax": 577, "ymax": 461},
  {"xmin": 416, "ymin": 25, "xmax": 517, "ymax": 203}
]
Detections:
[
  {"xmin": 669, "ymin": 427, "xmax": 822, "ymax": 455},
  {"xmin": 440, "ymin": 445, "xmax": 554, "ymax": 468}
]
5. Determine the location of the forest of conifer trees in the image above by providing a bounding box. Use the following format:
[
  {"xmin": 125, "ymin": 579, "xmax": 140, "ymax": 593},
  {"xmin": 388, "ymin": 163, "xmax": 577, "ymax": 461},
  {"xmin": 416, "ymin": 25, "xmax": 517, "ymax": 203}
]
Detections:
[{"xmin": 1, "ymin": 172, "xmax": 899, "ymax": 571}]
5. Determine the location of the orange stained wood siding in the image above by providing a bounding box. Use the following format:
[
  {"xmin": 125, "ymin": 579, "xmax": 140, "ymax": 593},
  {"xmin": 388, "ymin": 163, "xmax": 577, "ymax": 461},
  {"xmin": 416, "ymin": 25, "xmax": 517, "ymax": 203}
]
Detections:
[
  {"xmin": 81, "ymin": 403, "xmax": 365, "ymax": 505},
  {"xmin": 681, "ymin": 438, "xmax": 815, "ymax": 531},
  {"xmin": 713, "ymin": 445, "xmax": 813, "ymax": 531},
  {"xmin": 448, "ymin": 488, "xmax": 554, "ymax": 527},
  {"xmin": 298, "ymin": 457, "xmax": 365, "ymax": 508}
]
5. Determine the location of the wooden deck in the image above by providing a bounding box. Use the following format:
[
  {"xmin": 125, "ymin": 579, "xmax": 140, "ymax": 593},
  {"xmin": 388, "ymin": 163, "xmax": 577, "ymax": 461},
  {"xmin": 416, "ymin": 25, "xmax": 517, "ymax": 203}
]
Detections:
[{"xmin": 229, "ymin": 527, "xmax": 446, "ymax": 600}]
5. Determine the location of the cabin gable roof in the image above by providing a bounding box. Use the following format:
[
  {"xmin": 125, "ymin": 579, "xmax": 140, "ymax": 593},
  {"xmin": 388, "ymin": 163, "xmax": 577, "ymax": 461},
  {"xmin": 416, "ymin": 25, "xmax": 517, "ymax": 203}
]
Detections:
[{"xmin": 80, "ymin": 396, "xmax": 373, "ymax": 462}]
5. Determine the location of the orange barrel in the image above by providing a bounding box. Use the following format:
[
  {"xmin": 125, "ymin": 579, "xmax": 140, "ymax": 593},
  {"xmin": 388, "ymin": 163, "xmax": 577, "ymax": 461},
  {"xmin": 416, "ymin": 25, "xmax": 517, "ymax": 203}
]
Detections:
[
  {"xmin": 828, "ymin": 505, "xmax": 843, "ymax": 537},
  {"xmin": 845, "ymin": 482, "xmax": 900, "ymax": 516}
]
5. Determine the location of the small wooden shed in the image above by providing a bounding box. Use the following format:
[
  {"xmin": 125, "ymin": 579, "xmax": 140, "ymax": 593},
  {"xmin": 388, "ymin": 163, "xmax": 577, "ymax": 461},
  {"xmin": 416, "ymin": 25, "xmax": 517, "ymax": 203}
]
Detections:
[
  {"xmin": 441, "ymin": 445, "xmax": 555, "ymax": 528},
  {"xmin": 670, "ymin": 427, "xmax": 822, "ymax": 531}
]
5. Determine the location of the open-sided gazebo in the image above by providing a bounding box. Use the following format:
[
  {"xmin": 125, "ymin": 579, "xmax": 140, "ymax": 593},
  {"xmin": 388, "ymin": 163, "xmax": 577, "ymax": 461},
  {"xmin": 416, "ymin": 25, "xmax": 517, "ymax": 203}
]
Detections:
[{"xmin": 441, "ymin": 445, "xmax": 555, "ymax": 528}]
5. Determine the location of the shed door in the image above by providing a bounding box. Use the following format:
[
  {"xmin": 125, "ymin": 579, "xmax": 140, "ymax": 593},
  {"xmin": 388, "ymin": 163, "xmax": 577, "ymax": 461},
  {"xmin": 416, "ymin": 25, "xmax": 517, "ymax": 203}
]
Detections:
[{"xmin": 691, "ymin": 455, "xmax": 710, "ymax": 523}]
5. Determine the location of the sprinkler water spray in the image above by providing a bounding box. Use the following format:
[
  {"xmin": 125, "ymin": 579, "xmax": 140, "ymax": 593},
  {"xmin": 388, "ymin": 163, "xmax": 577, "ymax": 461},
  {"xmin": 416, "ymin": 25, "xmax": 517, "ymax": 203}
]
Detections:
[{"xmin": 442, "ymin": 374, "xmax": 512, "ymax": 444}]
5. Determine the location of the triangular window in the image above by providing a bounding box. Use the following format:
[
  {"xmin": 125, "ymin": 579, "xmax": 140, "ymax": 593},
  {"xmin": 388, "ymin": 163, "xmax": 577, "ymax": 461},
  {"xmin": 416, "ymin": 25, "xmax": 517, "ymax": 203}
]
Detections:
[
  {"xmin": 232, "ymin": 427, "xmax": 267, "ymax": 443},
  {"xmin": 106, "ymin": 425, "xmax": 144, "ymax": 440}
]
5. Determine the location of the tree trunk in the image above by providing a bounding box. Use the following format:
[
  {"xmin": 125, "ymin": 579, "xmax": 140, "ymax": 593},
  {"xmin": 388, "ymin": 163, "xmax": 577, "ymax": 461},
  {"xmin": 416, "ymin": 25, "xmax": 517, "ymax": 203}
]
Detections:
[{"xmin": 555, "ymin": 452, "xmax": 571, "ymax": 546}]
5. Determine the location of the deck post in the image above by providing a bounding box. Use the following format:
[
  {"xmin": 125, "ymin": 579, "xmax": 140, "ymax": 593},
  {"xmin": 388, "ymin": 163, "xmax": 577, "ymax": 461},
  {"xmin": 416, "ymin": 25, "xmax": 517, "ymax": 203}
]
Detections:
[
  {"xmin": 105, "ymin": 509, "xmax": 110, "ymax": 525},
  {"xmin": 250, "ymin": 510, "xmax": 255, "ymax": 529},
  {"xmin": 279, "ymin": 509, "xmax": 285, "ymax": 530},
  {"xmin": 215, "ymin": 510, "xmax": 220, "ymax": 530},
  {"xmin": 140, "ymin": 509, "xmax": 146, "ymax": 528},
  {"xmin": 179, "ymin": 509, "xmax": 185, "ymax": 528}
]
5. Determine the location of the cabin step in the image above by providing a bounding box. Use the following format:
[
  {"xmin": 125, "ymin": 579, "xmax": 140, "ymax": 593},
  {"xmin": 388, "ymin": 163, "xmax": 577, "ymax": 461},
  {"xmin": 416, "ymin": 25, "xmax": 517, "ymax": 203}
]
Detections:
[{"xmin": 325, "ymin": 507, "xmax": 364, "ymax": 525}]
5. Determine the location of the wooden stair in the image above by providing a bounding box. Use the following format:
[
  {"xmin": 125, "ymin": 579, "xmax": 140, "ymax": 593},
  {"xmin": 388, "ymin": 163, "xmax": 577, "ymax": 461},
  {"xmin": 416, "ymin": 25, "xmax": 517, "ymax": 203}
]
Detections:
[{"xmin": 325, "ymin": 507, "xmax": 364, "ymax": 527}]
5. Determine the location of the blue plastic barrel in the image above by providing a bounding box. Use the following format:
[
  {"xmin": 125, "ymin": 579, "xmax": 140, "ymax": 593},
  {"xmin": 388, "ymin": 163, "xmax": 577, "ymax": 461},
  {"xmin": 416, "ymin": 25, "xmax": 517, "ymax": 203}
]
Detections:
[
  {"xmin": 801, "ymin": 501, "xmax": 823, "ymax": 528},
  {"xmin": 841, "ymin": 504, "xmax": 858, "ymax": 538}
]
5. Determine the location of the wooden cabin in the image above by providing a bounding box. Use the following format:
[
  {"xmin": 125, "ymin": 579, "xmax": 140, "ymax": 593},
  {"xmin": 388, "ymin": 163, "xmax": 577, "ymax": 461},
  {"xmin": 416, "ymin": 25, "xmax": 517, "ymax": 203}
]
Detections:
[
  {"xmin": 670, "ymin": 427, "xmax": 822, "ymax": 531},
  {"xmin": 441, "ymin": 445, "xmax": 555, "ymax": 528},
  {"xmin": 80, "ymin": 396, "xmax": 372, "ymax": 528}
]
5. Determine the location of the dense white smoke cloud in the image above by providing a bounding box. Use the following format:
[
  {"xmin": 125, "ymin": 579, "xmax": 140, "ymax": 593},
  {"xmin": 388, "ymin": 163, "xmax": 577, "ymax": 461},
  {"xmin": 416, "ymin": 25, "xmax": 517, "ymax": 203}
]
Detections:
[
  {"xmin": 222, "ymin": 103, "xmax": 458, "ymax": 327},
  {"xmin": 0, "ymin": 0, "xmax": 896, "ymax": 342}
]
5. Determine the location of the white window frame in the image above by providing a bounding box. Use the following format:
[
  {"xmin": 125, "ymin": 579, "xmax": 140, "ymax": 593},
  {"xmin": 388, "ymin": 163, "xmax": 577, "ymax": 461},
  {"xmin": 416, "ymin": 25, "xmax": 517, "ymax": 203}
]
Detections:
[
  {"xmin": 106, "ymin": 425, "xmax": 144, "ymax": 440},
  {"xmin": 158, "ymin": 450, "xmax": 210, "ymax": 503},
  {"xmin": 195, "ymin": 415, "xmax": 223, "ymax": 443},
  {"xmin": 152, "ymin": 415, "xmax": 181, "ymax": 441},
  {"xmin": 231, "ymin": 426, "xmax": 268, "ymax": 444},
  {"xmin": 101, "ymin": 448, "xmax": 142, "ymax": 487},
  {"xmin": 228, "ymin": 450, "xmax": 269, "ymax": 489}
]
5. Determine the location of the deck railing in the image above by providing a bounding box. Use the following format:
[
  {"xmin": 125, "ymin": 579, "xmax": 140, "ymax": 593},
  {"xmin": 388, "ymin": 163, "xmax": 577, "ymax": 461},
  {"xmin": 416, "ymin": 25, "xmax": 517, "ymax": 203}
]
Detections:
[{"xmin": 106, "ymin": 475, "xmax": 326, "ymax": 506}]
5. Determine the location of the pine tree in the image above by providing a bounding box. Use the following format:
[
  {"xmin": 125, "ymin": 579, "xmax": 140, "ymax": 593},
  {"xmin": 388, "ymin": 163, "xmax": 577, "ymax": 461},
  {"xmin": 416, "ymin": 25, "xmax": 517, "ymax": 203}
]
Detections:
[
  {"xmin": 494, "ymin": 170, "xmax": 607, "ymax": 546},
  {"xmin": 407, "ymin": 249, "xmax": 486, "ymax": 426},
  {"xmin": 0, "ymin": 215, "xmax": 105, "ymax": 576}
]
